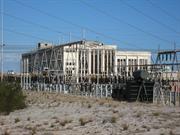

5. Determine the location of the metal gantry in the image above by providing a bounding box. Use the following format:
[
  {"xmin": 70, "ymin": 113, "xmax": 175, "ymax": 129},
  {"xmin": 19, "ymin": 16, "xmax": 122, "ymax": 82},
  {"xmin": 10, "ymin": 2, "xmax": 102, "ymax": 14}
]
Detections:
[
  {"xmin": 21, "ymin": 40, "xmax": 115, "ymax": 98},
  {"xmin": 153, "ymin": 49, "xmax": 180, "ymax": 106},
  {"xmin": 21, "ymin": 40, "xmax": 180, "ymax": 104}
]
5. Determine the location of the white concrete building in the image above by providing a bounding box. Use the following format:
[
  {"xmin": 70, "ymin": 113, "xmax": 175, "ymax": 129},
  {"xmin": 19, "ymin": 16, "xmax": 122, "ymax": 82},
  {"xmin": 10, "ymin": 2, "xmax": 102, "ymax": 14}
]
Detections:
[
  {"xmin": 21, "ymin": 40, "xmax": 151, "ymax": 84},
  {"xmin": 115, "ymin": 51, "xmax": 151, "ymax": 77}
]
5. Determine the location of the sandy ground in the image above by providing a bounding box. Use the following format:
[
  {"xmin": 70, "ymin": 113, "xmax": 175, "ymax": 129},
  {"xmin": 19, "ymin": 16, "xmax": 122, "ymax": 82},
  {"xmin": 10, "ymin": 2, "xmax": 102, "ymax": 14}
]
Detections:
[{"xmin": 0, "ymin": 91, "xmax": 180, "ymax": 135}]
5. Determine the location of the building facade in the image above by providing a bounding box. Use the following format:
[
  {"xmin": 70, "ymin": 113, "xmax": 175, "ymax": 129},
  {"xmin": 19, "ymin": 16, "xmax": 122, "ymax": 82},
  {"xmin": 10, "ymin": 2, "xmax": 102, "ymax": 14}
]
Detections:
[
  {"xmin": 21, "ymin": 40, "xmax": 151, "ymax": 87},
  {"xmin": 115, "ymin": 51, "xmax": 151, "ymax": 77}
]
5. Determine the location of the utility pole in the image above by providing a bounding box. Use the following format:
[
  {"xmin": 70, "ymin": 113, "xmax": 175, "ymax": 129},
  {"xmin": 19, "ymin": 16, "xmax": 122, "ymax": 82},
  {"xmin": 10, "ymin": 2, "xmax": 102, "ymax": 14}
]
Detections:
[
  {"xmin": 1, "ymin": 0, "xmax": 4, "ymax": 82},
  {"xmin": 69, "ymin": 32, "xmax": 72, "ymax": 42},
  {"xmin": 174, "ymin": 42, "xmax": 176, "ymax": 50},
  {"xmin": 61, "ymin": 35, "xmax": 63, "ymax": 44},
  {"xmin": 82, "ymin": 29, "xmax": 85, "ymax": 39},
  {"xmin": 59, "ymin": 35, "xmax": 63, "ymax": 45}
]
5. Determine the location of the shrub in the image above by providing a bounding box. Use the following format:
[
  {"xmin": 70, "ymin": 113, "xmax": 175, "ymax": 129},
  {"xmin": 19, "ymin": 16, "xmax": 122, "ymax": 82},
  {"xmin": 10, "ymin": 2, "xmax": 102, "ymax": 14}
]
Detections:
[
  {"xmin": 27, "ymin": 117, "xmax": 31, "ymax": 121},
  {"xmin": 135, "ymin": 112, "xmax": 141, "ymax": 118},
  {"xmin": 14, "ymin": 118, "xmax": 20, "ymax": 123},
  {"xmin": 112, "ymin": 109, "xmax": 118, "ymax": 114},
  {"xmin": 79, "ymin": 117, "xmax": 92, "ymax": 126},
  {"xmin": 0, "ymin": 82, "xmax": 26, "ymax": 114},
  {"xmin": 110, "ymin": 116, "xmax": 117, "ymax": 123},
  {"xmin": 152, "ymin": 112, "xmax": 160, "ymax": 116},
  {"xmin": 169, "ymin": 130, "xmax": 175, "ymax": 135},
  {"xmin": 4, "ymin": 129, "xmax": 10, "ymax": 135},
  {"xmin": 60, "ymin": 119, "xmax": 72, "ymax": 126},
  {"xmin": 50, "ymin": 124, "xmax": 55, "ymax": 128},
  {"xmin": 87, "ymin": 104, "xmax": 92, "ymax": 108},
  {"xmin": 99, "ymin": 100, "xmax": 106, "ymax": 106},
  {"xmin": 32, "ymin": 127, "xmax": 36, "ymax": 135},
  {"xmin": 122, "ymin": 123, "xmax": 129, "ymax": 130}
]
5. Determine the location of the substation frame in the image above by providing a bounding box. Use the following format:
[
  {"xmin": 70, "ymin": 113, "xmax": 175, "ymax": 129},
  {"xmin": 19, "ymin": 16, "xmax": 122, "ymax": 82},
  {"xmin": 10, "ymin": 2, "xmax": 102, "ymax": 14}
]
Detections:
[
  {"xmin": 21, "ymin": 40, "xmax": 116, "ymax": 97},
  {"xmin": 152, "ymin": 49, "xmax": 180, "ymax": 106},
  {"xmin": 21, "ymin": 40, "xmax": 180, "ymax": 104}
]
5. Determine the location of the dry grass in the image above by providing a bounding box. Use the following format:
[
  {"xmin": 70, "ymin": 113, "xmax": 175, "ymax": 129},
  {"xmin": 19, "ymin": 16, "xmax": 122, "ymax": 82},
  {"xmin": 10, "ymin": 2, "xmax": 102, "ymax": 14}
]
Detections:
[
  {"xmin": 1, "ymin": 91, "xmax": 180, "ymax": 135},
  {"xmin": 0, "ymin": 121, "xmax": 4, "ymax": 125},
  {"xmin": 50, "ymin": 124, "xmax": 55, "ymax": 128},
  {"xmin": 55, "ymin": 119, "xmax": 60, "ymax": 123},
  {"xmin": 51, "ymin": 116, "xmax": 58, "ymax": 119},
  {"xmin": 110, "ymin": 116, "xmax": 117, "ymax": 123},
  {"xmin": 142, "ymin": 125, "xmax": 147, "ymax": 129},
  {"xmin": 43, "ymin": 121, "xmax": 49, "ymax": 125},
  {"xmin": 24, "ymin": 91, "xmax": 121, "ymax": 109},
  {"xmin": 87, "ymin": 104, "xmax": 92, "ymax": 108},
  {"xmin": 152, "ymin": 112, "xmax": 160, "ymax": 116},
  {"xmin": 4, "ymin": 129, "xmax": 10, "ymax": 135},
  {"xmin": 14, "ymin": 118, "xmax": 20, "ymax": 123},
  {"xmin": 25, "ymin": 91, "xmax": 96, "ymax": 105},
  {"xmin": 31, "ymin": 127, "xmax": 36, "ymax": 135},
  {"xmin": 135, "ymin": 111, "xmax": 142, "ymax": 118},
  {"xmin": 122, "ymin": 123, "xmax": 129, "ymax": 130},
  {"xmin": 60, "ymin": 119, "xmax": 72, "ymax": 126},
  {"xmin": 169, "ymin": 130, "xmax": 175, "ymax": 135},
  {"xmin": 99, "ymin": 100, "xmax": 106, "ymax": 106},
  {"xmin": 112, "ymin": 109, "xmax": 119, "ymax": 114},
  {"xmin": 79, "ymin": 117, "xmax": 93, "ymax": 126},
  {"xmin": 27, "ymin": 117, "xmax": 31, "ymax": 121},
  {"xmin": 97, "ymin": 98, "xmax": 119, "ymax": 107},
  {"xmin": 112, "ymin": 103, "xmax": 119, "ymax": 108}
]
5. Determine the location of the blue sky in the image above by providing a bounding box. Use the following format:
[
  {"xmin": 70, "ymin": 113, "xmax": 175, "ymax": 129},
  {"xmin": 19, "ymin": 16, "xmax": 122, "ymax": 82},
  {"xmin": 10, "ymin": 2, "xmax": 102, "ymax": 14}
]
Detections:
[{"xmin": 0, "ymin": 0, "xmax": 180, "ymax": 72}]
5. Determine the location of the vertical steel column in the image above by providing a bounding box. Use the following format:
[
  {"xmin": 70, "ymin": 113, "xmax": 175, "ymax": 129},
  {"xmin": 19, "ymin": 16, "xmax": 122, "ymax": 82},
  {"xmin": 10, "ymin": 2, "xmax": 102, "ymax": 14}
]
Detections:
[
  {"xmin": 20, "ymin": 58, "xmax": 23, "ymax": 88},
  {"xmin": 80, "ymin": 50, "xmax": 83, "ymax": 82},
  {"xmin": 93, "ymin": 49, "xmax": 95, "ymax": 75},
  {"xmin": 97, "ymin": 49, "xmax": 99, "ymax": 84},
  {"xmin": 84, "ymin": 49, "xmax": 86, "ymax": 78},
  {"xmin": 101, "ymin": 49, "xmax": 104, "ymax": 74},
  {"xmin": 137, "ymin": 56, "xmax": 139, "ymax": 70},
  {"xmin": 27, "ymin": 58, "xmax": 29, "ymax": 89},
  {"xmin": 105, "ymin": 85, "xmax": 108, "ymax": 97},
  {"xmin": 76, "ymin": 48, "xmax": 79, "ymax": 83},
  {"xmin": 88, "ymin": 49, "xmax": 91, "ymax": 83},
  {"xmin": 110, "ymin": 50, "xmax": 112, "ymax": 75},
  {"xmin": 106, "ymin": 51, "xmax": 109, "ymax": 76},
  {"xmin": 126, "ymin": 56, "xmax": 128, "ymax": 77}
]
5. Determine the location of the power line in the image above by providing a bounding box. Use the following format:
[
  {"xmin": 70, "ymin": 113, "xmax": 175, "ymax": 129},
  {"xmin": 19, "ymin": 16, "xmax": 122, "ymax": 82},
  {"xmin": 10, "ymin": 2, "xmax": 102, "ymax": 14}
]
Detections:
[
  {"xmin": 3, "ymin": 43, "xmax": 171, "ymax": 53},
  {"xmin": 12, "ymin": 0, "xmax": 144, "ymax": 49},
  {"xmin": 0, "ymin": 11, "xmax": 81, "ymax": 40},
  {"xmin": 146, "ymin": 0, "xmax": 180, "ymax": 23},
  {"xmin": 79, "ymin": 0, "xmax": 173, "ymax": 44},
  {"xmin": 1, "ymin": 0, "xmax": 4, "ymax": 81},
  {"xmin": 121, "ymin": 0, "xmax": 180, "ymax": 35},
  {"xmin": 2, "ymin": 41, "xmax": 171, "ymax": 53},
  {"xmin": 4, "ymin": 44, "xmax": 178, "ymax": 52},
  {"xmin": 0, "ymin": 27, "xmax": 52, "ymax": 43},
  {"xmin": 5, "ymin": 44, "xmax": 34, "ymax": 46}
]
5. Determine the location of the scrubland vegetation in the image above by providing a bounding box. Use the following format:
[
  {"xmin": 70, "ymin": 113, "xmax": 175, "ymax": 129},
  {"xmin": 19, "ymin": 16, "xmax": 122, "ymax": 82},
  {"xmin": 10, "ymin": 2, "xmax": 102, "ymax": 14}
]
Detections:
[
  {"xmin": 0, "ymin": 90, "xmax": 180, "ymax": 135},
  {"xmin": 0, "ymin": 82, "xmax": 26, "ymax": 114}
]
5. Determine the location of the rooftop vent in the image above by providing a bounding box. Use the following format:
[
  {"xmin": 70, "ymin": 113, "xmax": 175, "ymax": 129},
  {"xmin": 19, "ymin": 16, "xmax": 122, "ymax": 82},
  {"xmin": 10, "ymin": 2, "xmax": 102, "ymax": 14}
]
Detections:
[{"xmin": 38, "ymin": 43, "xmax": 53, "ymax": 49}]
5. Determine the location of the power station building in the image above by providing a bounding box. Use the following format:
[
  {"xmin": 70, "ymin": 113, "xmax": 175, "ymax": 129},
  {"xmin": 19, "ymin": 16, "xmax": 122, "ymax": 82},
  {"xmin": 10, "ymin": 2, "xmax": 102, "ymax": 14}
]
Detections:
[{"xmin": 21, "ymin": 40, "xmax": 151, "ymax": 94}]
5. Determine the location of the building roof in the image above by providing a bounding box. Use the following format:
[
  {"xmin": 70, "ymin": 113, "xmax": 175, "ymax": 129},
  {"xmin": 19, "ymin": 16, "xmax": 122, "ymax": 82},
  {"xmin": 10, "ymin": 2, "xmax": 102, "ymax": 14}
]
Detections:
[{"xmin": 22, "ymin": 40, "xmax": 110, "ymax": 56}]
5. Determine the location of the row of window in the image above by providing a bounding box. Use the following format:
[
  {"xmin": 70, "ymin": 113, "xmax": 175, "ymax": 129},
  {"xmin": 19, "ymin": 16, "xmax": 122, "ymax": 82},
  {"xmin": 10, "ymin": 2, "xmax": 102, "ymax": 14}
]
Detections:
[
  {"xmin": 66, "ymin": 70, "xmax": 73, "ymax": 76},
  {"xmin": 117, "ymin": 59, "xmax": 148, "ymax": 65},
  {"xmin": 66, "ymin": 62, "xmax": 75, "ymax": 66},
  {"xmin": 66, "ymin": 68, "xmax": 75, "ymax": 71}
]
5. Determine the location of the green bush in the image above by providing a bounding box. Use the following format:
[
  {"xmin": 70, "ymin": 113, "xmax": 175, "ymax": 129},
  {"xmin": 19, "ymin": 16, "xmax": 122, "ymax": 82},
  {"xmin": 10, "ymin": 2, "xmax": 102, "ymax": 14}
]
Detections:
[{"xmin": 0, "ymin": 82, "xmax": 26, "ymax": 115}]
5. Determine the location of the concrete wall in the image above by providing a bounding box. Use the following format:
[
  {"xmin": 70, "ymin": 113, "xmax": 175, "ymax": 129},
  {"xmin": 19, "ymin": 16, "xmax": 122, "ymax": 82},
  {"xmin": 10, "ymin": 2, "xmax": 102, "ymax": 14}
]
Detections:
[{"xmin": 115, "ymin": 51, "xmax": 151, "ymax": 76}]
